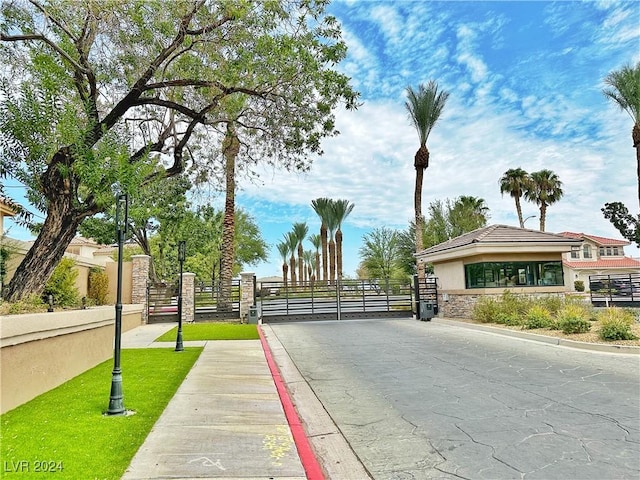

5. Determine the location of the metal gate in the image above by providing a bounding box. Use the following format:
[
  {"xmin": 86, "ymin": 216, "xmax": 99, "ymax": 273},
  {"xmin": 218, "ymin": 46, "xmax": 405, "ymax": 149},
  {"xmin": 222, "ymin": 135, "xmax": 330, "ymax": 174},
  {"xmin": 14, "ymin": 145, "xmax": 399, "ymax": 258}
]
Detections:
[
  {"xmin": 259, "ymin": 278, "xmax": 414, "ymax": 323},
  {"xmin": 194, "ymin": 279, "xmax": 241, "ymax": 321},
  {"xmin": 590, "ymin": 273, "xmax": 640, "ymax": 307},
  {"xmin": 147, "ymin": 282, "xmax": 179, "ymax": 323},
  {"xmin": 413, "ymin": 276, "xmax": 439, "ymax": 320}
]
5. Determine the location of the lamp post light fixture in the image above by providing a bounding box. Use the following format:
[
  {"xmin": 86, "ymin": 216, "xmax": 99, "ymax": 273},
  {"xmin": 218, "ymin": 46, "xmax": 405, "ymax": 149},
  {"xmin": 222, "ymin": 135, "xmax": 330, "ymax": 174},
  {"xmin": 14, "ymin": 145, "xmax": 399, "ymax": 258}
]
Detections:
[
  {"xmin": 523, "ymin": 215, "xmax": 537, "ymax": 227},
  {"xmin": 107, "ymin": 193, "xmax": 128, "ymax": 416},
  {"xmin": 175, "ymin": 240, "xmax": 186, "ymax": 352}
]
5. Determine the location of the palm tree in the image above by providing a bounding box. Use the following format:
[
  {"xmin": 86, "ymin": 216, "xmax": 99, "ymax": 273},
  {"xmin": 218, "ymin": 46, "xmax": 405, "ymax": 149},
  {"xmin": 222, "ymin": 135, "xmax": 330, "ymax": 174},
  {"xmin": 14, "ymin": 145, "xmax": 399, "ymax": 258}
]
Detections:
[
  {"xmin": 303, "ymin": 250, "xmax": 314, "ymax": 284},
  {"xmin": 331, "ymin": 199, "xmax": 355, "ymax": 281},
  {"xmin": 603, "ymin": 62, "xmax": 640, "ymax": 207},
  {"xmin": 405, "ymin": 81, "xmax": 450, "ymax": 279},
  {"xmin": 311, "ymin": 197, "xmax": 332, "ymax": 282},
  {"xmin": 292, "ymin": 222, "xmax": 308, "ymax": 286},
  {"xmin": 276, "ymin": 241, "xmax": 290, "ymax": 287},
  {"xmin": 499, "ymin": 168, "xmax": 530, "ymax": 228},
  {"xmin": 309, "ymin": 233, "xmax": 322, "ymax": 282},
  {"xmin": 283, "ymin": 231, "xmax": 298, "ymax": 286},
  {"xmin": 448, "ymin": 196, "xmax": 490, "ymax": 237},
  {"xmin": 525, "ymin": 169, "xmax": 563, "ymax": 232}
]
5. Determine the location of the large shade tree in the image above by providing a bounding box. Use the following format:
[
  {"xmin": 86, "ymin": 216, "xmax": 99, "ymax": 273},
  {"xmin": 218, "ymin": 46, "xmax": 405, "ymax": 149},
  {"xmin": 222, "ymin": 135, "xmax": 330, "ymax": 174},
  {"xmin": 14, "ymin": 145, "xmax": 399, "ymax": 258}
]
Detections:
[
  {"xmin": 405, "ymin": 81, "xmax": 450, "ymax": 280},
  {"xmin": 525, "ymin": 169, "xmax": 563, "ymax": 232},
  {"xmin": 499, "ymin": 168, "xmax": 530, "ymax": 228},
  {"xmin": 358, "ymin": 227, "xmax": 401, "ymax": 281},
  {"xmin": 0, "ymin": 0, "xmax": 358, "ymax": 301}
]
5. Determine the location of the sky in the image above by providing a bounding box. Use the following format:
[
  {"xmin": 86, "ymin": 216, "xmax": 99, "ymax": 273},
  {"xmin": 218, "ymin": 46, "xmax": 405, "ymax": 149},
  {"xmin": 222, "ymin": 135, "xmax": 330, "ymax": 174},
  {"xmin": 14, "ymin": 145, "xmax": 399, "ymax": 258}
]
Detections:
[{"xmin": 4, "ymin": 0, "xmax": 640, "ymax": 280}]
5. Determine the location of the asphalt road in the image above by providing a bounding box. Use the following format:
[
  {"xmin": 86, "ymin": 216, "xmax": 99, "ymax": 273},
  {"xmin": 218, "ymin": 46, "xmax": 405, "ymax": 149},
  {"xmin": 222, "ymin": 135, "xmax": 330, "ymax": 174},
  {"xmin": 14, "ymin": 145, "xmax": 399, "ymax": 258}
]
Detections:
[{"xmin": 269, "ymin": 319, "xmax": 640, "ymax": 480}]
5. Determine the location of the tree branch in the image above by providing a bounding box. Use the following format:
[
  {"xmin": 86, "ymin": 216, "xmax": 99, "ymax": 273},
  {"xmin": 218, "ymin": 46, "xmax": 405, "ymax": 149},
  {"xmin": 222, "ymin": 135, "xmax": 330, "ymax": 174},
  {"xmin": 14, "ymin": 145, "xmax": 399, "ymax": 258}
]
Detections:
[{"xmin": 1, "ymin": 33, "xmax": 89, "ymax": 74}]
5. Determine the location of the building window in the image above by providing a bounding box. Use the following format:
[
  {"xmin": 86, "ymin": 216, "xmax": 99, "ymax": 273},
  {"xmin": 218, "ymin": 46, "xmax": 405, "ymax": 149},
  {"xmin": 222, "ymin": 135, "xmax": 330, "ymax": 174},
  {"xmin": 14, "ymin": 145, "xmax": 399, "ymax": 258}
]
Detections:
[
  {"xmin": 613, "ymin": 246, "xmax": 620, "ymax": 256},
  {"xmin": 600, "ymin": 246, "xmax": 621, "ymax": 257},
  {"xmin": 583, "ymin": 245, "xmax": 592, "ymax": 259},
  {"xmin": 571, "ymin": 246, "xmax": 580, "ymax": 259},
  {"xmin": 464, "ymin": 261, "xmax": 564, "ymax": 289}
]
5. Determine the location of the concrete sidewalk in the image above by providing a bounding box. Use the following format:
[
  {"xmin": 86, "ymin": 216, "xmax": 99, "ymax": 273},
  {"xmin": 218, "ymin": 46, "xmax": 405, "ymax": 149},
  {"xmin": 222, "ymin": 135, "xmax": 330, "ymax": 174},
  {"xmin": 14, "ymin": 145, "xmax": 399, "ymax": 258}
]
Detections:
[{"xmin": 120, "ymin": 326, "xmax": 307, "ymax": 479}]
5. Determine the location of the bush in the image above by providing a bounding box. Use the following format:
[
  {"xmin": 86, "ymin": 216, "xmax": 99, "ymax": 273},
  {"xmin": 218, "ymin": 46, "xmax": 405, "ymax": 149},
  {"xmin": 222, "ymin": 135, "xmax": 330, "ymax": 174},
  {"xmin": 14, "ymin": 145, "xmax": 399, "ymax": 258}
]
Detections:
[
  {"xmin": 556, "ymin": 304, "xmax": 591, "ymax": 334},
  {"xmin": 5, "ymin": 294, "xmax": 47, "ymax": 314},
  {"xmin": 598, "ymin": 308, "xmax": 638, "ymax": 341},
  {"xmin": 537, "ymin": 295, "xmax": 564, "ymax": 316},
  {"xmin": 43, "ymin": 257, "xmax": 80, "ymax": 307},
  {"xmin": 472, "ymin": 297, "xmax": 500, "ymax": 323},
  {"xmin": 524, "ymin": 305, "xmax": 554, "ymax": 329},
  {"xmin": 88, "ymin": 267, "xmax": 110, "ymax": 305},
  {"xmin": 495, "ymin": 311, "xmax": 523, "ymax": 326},
  {"xmin": 574, "ymin": 280, "xmax": 585, "ymax": 292}
]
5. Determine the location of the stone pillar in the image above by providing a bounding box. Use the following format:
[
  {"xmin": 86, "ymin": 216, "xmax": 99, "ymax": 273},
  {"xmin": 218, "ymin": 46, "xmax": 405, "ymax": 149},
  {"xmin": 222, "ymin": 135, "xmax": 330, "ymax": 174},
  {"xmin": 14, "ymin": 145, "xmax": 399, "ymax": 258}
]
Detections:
[
  {"xmin": 239, "ymin": 272, "xmax": 256, "ymax": 323},
  {"xmin": 182, "ymin": 273, "xmax": 196, "ymax": 324},
  {"xmin": 131, "ymin": 255, "xmax": 150, "ymax": 323}
]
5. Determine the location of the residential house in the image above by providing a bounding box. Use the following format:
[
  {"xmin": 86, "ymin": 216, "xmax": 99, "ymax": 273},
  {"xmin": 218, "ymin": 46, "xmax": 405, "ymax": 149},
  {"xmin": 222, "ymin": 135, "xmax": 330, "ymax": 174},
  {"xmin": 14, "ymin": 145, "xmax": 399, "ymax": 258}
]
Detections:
[
  {"xmin": 559, "ymin": 232, "xmax": 640, "ymax": 291},
  {"xmin": 415, "ymin": 224, "xmax": 581, "ymax": 319}
]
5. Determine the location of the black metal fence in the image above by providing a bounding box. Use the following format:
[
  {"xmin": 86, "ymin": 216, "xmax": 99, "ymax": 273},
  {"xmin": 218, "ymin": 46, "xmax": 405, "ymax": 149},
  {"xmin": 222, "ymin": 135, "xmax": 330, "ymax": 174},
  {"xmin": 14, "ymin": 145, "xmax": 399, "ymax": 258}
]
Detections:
[
  {"xmin": 194, "ymin": 279, "xmax": 241, "ymax": 321},
  {"xmin": 147, "ymin": 282, "xmax": 179, "ymax": 323},
  {"xmin": 589, "ymin": 273, "xmax": 640, "ymax": 306}
]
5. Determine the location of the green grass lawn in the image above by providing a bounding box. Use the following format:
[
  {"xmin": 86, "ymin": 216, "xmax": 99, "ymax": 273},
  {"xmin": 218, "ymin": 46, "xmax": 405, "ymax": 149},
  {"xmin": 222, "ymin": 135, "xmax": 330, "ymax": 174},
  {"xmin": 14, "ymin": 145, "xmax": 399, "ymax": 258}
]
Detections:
[
  {"xmin": 1, "ymin": 348, "xmax": 202, "ymax": 479},
  {"xmin": 155, "ymin": 323, "xmax": 259, "ymax": 342}
]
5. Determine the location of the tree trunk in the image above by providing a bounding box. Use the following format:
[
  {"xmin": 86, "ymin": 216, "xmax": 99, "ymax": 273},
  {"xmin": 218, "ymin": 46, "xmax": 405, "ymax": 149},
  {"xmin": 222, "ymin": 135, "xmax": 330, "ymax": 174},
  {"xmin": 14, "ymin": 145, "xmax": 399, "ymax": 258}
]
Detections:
[
  {"xmin": 414, "ymin": 154, "xmax": 427, "ymax": 280},
  {"xmin": 289, "ymin": 254, "xmax": 296, "ymax": 286},
  {"xmin": 320, "ymin": 223, "xmax": 328, "ymax": 283},
  {"xmin": 4, "ymin": 199, "xmax": 84, "ymax": 302},
  {"xmin": 282, "ymin": 264, "xmax": 288, "ymax": 287},
  {"xmin": 539, "ymin": 204, "xmax": 547, "ymax": 232},
  {"xmin": 219, "ymin": 124, "xmax": 239, "ymax": 312},
  {"xmin": 298, "ymin": 244, "xmax": 304, "ymax": 286},
  {"xmin": 515, "ymin": 196, "xmax": 524, "ymax": 228},
  {"xmin": 315, "ymin": 251, "xmax": 321, "ymax": 282},
  {"xmin": 329, "ymin": 238, "xmax": 336, "ymax": 285},
  {"xmin": 633, "ymin": 123, "xmax": 639, "ymax": 208},
  {"xmin": 336, "ymin": 228, "xmax": 343, "ymax": 281}
]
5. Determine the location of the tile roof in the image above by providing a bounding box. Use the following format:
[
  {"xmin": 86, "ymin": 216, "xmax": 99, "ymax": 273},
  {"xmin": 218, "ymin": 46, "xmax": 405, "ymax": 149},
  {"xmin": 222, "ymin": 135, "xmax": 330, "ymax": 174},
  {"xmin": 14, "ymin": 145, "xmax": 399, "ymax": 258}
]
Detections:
[
  {"xmin": 558, "ymin": 231, "xmax": 630, "ymax": 246},
  {"xmin": 419, "ymin": 224, "xmax": 579, "ymax": 256},
  {"xmin": 563, "ymin": 258, "xmax": 640, "ymax": 269}
]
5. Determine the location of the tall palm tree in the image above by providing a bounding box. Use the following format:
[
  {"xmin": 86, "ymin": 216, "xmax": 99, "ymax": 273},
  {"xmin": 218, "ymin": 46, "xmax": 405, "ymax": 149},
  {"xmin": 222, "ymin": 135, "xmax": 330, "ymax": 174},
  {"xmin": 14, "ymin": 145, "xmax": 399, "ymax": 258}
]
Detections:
[
  {"xmin": 525, "ymin": 169, "xmax": 563, "ymax": 232},
  {"xmin": 276, "ymin": 241, "xmax": 290, "ymax": 287},
  {"xmin": 603, "ymin": 62, "xmax": 640, "ymax": 207},
  {"xmin": 303, "ymin": 250, "xmax": 314, "ymax": 284},
  {"xmin": 405, "ymin": 81, "xmax": 450, "ymax": 279},
  {"xmin": 283, "ymin": 231, "xmax": 298, "ymax": 286},
  {"xmin": 311, "ymin": 197, "xmax": 332, "ymax": 282},
  {"xmin": 292, "ymin": 222, "xmax": 308, "ymax": 286},
  {"xmin": 309, "ymin": 233, "xmax": 322, "ymax": 282},
  {"xmin": 331, "ymin": 199, "xmax": 355, "ymax": 281},
  {"xmin": 499, "ymin": 168, "xmax": 530, "ymax": 228},
  {"xmin": 449, "ymin": 196, "xmax": 490, "ymax": 237}
]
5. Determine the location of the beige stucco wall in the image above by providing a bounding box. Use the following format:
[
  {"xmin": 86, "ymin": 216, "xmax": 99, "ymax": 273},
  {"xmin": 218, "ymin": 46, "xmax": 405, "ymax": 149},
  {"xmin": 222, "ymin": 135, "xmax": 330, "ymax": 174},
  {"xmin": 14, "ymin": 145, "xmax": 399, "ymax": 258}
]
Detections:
[
  {"xmin": 106, "ymin": 261, "xmax": 133, "ymax": 304},
  {"xmin": 0, "ymin": 305, "xmax": 143, "ymax": 414}
]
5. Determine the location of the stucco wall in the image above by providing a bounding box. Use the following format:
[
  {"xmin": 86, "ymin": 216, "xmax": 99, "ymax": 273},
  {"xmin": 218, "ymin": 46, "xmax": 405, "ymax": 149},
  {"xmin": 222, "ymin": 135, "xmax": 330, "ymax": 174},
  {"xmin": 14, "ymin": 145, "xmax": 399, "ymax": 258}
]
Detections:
[
  {"xmin": 0, "ymin": 305, "xmax": 143, "ymax": 414},
  {"xmin": 106, "ymin": 261, "xmax": 133, "ymax": 304}
]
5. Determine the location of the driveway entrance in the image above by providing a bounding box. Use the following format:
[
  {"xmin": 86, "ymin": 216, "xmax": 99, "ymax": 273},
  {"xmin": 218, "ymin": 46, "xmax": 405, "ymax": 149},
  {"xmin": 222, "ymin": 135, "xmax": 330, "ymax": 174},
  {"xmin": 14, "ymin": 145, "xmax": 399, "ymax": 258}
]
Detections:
[{"xmin": 268, "ymin": 319, "xmax": 640, "ymax": 479}]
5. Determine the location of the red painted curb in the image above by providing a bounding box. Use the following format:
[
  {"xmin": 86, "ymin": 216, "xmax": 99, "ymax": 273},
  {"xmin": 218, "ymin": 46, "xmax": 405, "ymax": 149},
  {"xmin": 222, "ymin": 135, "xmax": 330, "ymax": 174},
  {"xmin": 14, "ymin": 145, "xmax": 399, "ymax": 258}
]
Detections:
[{"xmin": 259, "ymin": 326, "xmax": 325, "ymax": 480}]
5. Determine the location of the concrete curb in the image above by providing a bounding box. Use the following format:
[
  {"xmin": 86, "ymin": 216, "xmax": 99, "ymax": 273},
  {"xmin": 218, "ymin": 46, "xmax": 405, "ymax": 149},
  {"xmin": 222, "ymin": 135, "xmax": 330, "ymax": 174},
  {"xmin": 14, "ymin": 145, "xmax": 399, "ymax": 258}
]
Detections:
[
  {"xmin": 261, "ymin": 324, "xmax": 373, "ymax": 479},
  {"xmin": 432, "ymin": 317, "xmax": 640, "ymax": 354}
]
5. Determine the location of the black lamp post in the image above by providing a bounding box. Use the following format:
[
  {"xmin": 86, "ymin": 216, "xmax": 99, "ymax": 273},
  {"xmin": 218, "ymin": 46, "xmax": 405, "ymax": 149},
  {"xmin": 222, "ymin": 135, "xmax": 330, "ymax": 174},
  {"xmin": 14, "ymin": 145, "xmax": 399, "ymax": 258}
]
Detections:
[
  {"xmin": 175, "ymin": 240, "xmax": 186, "ymax": 352},
  {"xmin": 107, "ymin": 193, "xmax": 128, "ymax": 415}
]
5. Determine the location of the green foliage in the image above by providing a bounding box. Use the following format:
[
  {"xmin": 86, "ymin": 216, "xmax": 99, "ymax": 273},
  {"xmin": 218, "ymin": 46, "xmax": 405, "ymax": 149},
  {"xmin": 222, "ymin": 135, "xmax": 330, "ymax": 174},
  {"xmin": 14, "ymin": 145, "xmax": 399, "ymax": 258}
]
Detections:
[
  {"xmin": 471, "ymin": 296, "xmax": 501, "ymax": 323},
  {"xmin": 524, "ymin": 305, "xmax": 554, "ymax": 329},
  {"xmin": 536, "ymin": 295, "xmax": 564, "ymax": 315},
  {"xmin": 43, "ymin": 258, "xmax": 79, "ymax": 307},
  {"xmin": 358, "ymin": 227, "xmax": 402, "ymax": 280},
  {"xmin": 0, "ymin": 348, "xmax": 201, "ymax": 479},
  {"xmin": 556, "ymin": 304, "xmax": 591, "ymax": 334},
  {"xmin": 2, "ymin": 294, "xmax": 47, "ymax": 315},
  {"xmin": 574, "ymin": 280, "xmax": 585, "ymax": 292},
  {"xmin": 598, "ymin": 308, "xmax": 638, "ymax": 341},
  {"xmin": 88, "ymin": 268, "xmax": 109, "ymax": 305},
  {"xmin": 601, "ymin": 202, "xmax": 640, "ymax": 247}
]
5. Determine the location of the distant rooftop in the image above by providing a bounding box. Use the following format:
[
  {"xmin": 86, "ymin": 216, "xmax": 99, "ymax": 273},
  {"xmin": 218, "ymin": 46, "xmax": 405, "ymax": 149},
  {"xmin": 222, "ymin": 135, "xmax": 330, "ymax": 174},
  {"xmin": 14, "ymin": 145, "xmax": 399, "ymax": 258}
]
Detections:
[{"xmin": 558, "ymin": 231, "xmax": 630, "ymax": 246}]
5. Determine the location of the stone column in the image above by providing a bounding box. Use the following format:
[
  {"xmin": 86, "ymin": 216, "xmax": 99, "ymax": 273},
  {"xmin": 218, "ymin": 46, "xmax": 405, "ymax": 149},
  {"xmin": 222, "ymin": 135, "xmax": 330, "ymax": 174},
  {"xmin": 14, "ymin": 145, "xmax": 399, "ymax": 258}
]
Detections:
[
  {"xmin": 182, "ymin": 273, "xmax": 196, "ymax": 324},
  {"xmin": 239, "ymin": 272, "xmax": 256, "ymax": 323},
  {"xmin": 131, "ymin": 255, "xmax": 150, "ymax": 323}
]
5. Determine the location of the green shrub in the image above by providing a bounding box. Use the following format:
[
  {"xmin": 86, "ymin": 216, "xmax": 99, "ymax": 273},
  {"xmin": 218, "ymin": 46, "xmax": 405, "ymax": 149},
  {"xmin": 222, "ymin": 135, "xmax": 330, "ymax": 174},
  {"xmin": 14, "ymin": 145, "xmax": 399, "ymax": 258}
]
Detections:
[
  {"xmin": 500, "ymin": 290, "xmax": 531, "ymax": 316},
  {"xmin": 574, "ymin": 280, "xmax": 585, "ymax": 292},
  {"xmin": 598, "ymin": 308, "xmax": 638, "ymax": 341},
  {"xmin": 88, "ymin": 267, "xmax": 110, "ymax": 305},
  {"xmin": 556, "ymin": 304, "xmax": 591, "ymax": 334},
  {"xmin": 472, "ymin": 297, "xmax": 500, "ymax": 323},
  {"xmin": 43, "ymin": 257, "xmax": 79, "ymax": 307},
  {"xmin": 6, "ymin": 294, "xmax": 47, "ymax": 314},
  {"xmin": 495, "ymin": 311, "xmax": 522, "ymax": 326},
  {"xmin": 524, "ymin": 305, "xmax": 554, "ymax": 329}
]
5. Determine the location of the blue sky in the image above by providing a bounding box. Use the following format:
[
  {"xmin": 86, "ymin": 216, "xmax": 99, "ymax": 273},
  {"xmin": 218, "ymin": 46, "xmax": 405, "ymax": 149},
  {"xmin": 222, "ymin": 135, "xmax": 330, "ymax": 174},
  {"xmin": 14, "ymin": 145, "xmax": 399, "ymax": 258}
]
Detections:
[{"xmin": 4, "ymin": 0, "xmax": 640, "ymax": 280}]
